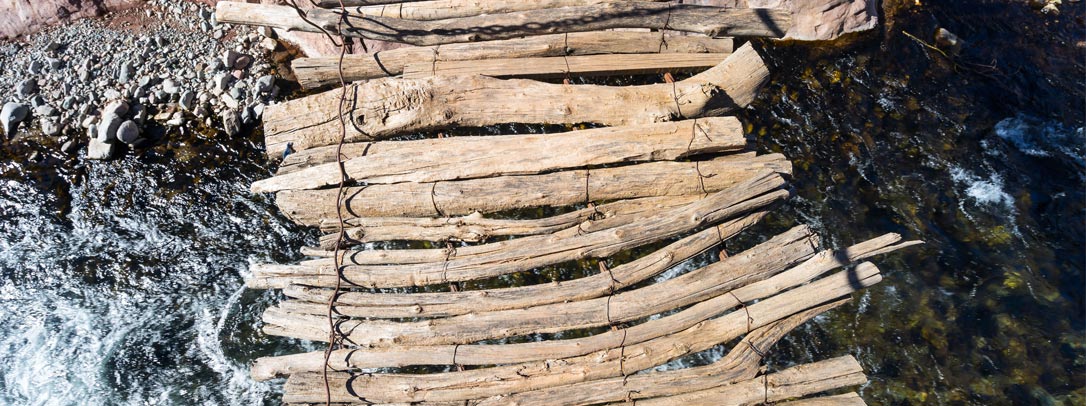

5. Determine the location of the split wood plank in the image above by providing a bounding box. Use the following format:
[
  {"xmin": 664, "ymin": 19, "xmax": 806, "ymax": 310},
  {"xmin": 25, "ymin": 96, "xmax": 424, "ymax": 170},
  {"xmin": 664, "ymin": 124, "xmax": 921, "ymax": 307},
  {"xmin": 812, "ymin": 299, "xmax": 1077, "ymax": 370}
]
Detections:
[
  {"xmin": 252, "ymin": 117, "xmax": 745, "ymax": 193},
  {"xmin": 291, "ymin": 32, "xmax": 733, "ymax": 89},
  {"xmin": 278, "ymin": 264, "xmax": 883, "ymax": 403},
  {"xmin": 400, "ymin": 53, "xmax": 730, "ymax": 79},
  {"xmin": 274, "ymin": 152, "xmax": 790, "ymax": 227},
  {"xmin": 250, "ymin": 170, "xmax": 789, "ymax": 289},
  {"xmin": 326, "ymin": 0, "xmax": 664, "ymax": 21},
  {"xmin": 262, "ymin": 225, "xmax": 819, "ymax": 344},
  {"xmin": 251, "ymin": 237, "xmax": 917, "ymax": 380},
  {"xmin": 215, "ymin": 2, "xmax": 791, "ymax": 46},
  {"xmin": 262, "ymin": 43, "xmax": 768, "ymax": 157},
  {"xmin": 776, "ymin": 393, "xmax": 868, "ymax": 406}
]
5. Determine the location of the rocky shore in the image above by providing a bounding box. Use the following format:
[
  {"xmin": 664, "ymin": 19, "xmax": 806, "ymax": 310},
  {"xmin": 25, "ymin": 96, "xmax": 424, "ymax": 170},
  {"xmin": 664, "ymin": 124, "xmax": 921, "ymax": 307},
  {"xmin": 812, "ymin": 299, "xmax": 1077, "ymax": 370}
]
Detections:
[{"xmin": 0, "ymin": 0, "xmax": 291, "ymax": 160}]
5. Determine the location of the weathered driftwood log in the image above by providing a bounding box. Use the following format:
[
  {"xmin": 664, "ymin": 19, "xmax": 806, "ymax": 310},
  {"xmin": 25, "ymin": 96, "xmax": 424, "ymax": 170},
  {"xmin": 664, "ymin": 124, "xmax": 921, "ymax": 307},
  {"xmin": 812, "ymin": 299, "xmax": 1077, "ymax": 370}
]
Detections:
[
  {"xmin": 473, "ymin": 299, "xmax": 846, "ymax": 406},
  {"xmin": 251, "ymin": 170, "xmax": 788, "ymax": 289},
  {"xmin": 252, "ymin": 117, "xmax": 745, "ymax": 193},
  {"xmin": 291, "ymin": 32, "xmax": 733, "ymax": 89},
  {"xmin": 627, "ymin": 356, "xmax": 866, "ymax": 406},
  {"xmin": 262, "ymin": 225, "xmax": 818, "ymax": 344},
  {"xmin": 311, "ymin": 195, "xmax": 700, "ymax": 247},
  {"xmin": 776, "ymin": 393, "xmax": 868, "ymax": 406},
  {"xmin": 279, "ymin": 263, "xmax": 884, "ymax": 403},
  {"xmin": 274, "ymin": 152, "xmax": 788, "ymax": 226},
  {"xmin": 215, "ymin": 2, "xmax": 791, "ymax": 47},
  {"xmin": 326, "ymin": 0, "xmax": 662, "ymax": 21},
  {"xmin": 251, "ymin": 236, "xmax": 915, "ymax": 380},
  {"xmin": 262, "ymin": 43, "xmax": 767, "ymax": 157},
  {"xmin": 401, "ymin": 53, "xmax": 729, "ymax": 79},
  {"xmin": 283, "ymin": 212, "xmax": 765, "ymax": 319}
]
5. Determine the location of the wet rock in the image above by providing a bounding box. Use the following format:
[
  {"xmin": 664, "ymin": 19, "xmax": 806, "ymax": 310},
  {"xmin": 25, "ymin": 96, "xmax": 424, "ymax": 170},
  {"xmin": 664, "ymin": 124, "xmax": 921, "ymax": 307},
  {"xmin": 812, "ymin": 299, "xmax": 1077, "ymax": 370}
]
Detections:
[
  {"xmin": 1, "ymin": 102, "xmax": 29, "ymax": 136},
  {"xmin": 86, "ymin": 135, "xmax": 116, "ymax": 161},
  {"xmin": 116, "ymin": 120, "xmax": 140, "ymax": 144},
  {"xmin": 934, "ymin": 28, "xmax": 964, "ymax": 55},
  {"xmin": 61, "ymin": 138, "xmax": 80, "ymax": 154},
  {"xmin": 165, "ymin": 111, "xmax": 185, "ymax": 126},
  {"xmin": 221, "ymin": 109, "xmax": 241, "ymax": 136}
]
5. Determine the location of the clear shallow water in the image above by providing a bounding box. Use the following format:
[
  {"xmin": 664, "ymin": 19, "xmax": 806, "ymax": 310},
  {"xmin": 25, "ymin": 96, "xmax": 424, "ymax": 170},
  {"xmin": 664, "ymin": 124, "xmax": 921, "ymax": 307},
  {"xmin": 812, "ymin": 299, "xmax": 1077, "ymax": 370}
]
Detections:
[{"xmin": 0, "ymin": 0, "xmax": 1082, "ymax": 405}]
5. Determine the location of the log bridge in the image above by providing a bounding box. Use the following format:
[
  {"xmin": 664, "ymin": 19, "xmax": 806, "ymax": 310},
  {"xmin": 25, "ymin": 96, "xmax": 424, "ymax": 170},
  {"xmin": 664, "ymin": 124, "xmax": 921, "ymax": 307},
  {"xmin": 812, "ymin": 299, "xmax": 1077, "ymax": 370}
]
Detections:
[{"xmin": 221, "ymin": 0, "xmax": 915, "ymax": 404}]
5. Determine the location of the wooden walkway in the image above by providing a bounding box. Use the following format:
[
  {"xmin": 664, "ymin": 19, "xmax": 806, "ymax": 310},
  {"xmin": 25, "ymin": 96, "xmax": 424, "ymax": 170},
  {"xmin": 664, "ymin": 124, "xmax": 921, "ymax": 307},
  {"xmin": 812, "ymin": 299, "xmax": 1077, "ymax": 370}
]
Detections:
[{"xmin": 220, "ymin": 1, "xmax": 918, "ymax": 404}]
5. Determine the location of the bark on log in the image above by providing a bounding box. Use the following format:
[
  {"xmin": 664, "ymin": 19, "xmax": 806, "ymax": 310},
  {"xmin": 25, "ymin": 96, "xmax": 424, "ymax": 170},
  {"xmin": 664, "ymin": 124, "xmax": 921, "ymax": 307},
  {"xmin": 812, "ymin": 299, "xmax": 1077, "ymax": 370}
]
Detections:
[
  {"xmin": 261, "ymin": 225, "xmax": 819, "ymax": 344},
  {"xmin": 278, "ymin": 263, "xmax": 883, "ymax": 403},
  {"xmin": 262, "ymin": 42, "xmax": 768, "ymax": 157},
  {"xmin": 291, "ymin": 32, "xmax": 733, "ymax": 89},
  {"xmin": 214, "ymin": 2, "xmax": 791, "ymax": 46},
  {"xmin": 274, "ymin": 152, "xmax": 789, "ymax": 226},
  {"xmin": 250, "ymin": 170, "xmax": 789, "ymax": 289},
  {"xmin": 472, "ymin": 299, "xmax": 847, "ymax": 406},
  {"xmin": 625, "ymin": 355, "xmax": 866, "ymax": 406},
  {"xmin": 252, "ymin": 237, "xmax": 914, "ymax": 380},
  {"xmin": 401, "ymin": 53, "xmax": 729, "ymax": 79},
  {"xmin": 252, "ymin": 117, "xmax": 746, "ymax": 193},
  {"xmin": 312, "ymin": 195, "xmax": 700, "ymax": 246}
]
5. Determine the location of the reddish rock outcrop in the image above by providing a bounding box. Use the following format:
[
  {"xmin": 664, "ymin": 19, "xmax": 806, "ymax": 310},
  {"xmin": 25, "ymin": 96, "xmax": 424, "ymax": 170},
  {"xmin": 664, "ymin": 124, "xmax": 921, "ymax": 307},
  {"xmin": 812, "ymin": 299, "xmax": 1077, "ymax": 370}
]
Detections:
[{"xmin": 1, "ymin": 0, "xmax": 142, "ymax": 40}]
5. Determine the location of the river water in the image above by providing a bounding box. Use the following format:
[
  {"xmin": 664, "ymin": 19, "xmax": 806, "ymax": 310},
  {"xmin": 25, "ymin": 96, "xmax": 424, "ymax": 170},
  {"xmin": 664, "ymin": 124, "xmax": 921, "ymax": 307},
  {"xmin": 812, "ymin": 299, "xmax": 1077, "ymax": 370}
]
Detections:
[{"xmin": 0, "ymin": 1, "xmax": 1082, "ymax": 405}]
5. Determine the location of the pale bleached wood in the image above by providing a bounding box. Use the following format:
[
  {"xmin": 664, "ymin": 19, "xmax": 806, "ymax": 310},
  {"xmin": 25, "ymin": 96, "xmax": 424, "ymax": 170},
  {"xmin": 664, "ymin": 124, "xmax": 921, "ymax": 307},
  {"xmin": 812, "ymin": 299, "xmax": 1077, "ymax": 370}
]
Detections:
[
  {"xmin": 278, "ymin": 264, "xmax": 883, "ymax": 403},
  {"xmin": 331, "ymin": 0, "xmax": 660, "ymax": 21},
  {"xmin": 473, "ymin": 299, "xmax": 848, "ymax": 406},
  {"xmin": 274, "ymin": 152, "xmax": 789, "ymax": 227},
  {"xmin": 312, "ymin": 195, "xmax": 700, "ymax": 246},
  {"xmin": 262, "ymin": 43, "xmax": 768, "ymax": 157},
  {"xmin": 252, "ymin": 117, "xmax": 745, "ymax": 193},
  {"xmin": 776, "ymin": 393, "xmax": 868, "ymax": 406},
  {"xmin": 401, "ymin": 53, "xmax": 729, "ymax": 79},
  {"xmin": 252, "ymin": 238, "xmax": 916, "ymax": 380},
  {"xmin": 262, "ymin": 225, "xmax": 819, "ymax": 344},
  {"xmin": 250, "ymin": 170, "xmax": 789, "ymax": 289},
  {"xmin": 286, "ymin": 212, "xmax": 766, "ymax": 319},
  {"xmin": 625, "ymin": 356, "xmax": 866, "ymax": 406},
  {"xmin": 291, "ymin": 32, "xmax": 733, "ymax": 89},
  {"xmin": 215, "ymin": 2, "xmax": 791, "ymax": 46}
]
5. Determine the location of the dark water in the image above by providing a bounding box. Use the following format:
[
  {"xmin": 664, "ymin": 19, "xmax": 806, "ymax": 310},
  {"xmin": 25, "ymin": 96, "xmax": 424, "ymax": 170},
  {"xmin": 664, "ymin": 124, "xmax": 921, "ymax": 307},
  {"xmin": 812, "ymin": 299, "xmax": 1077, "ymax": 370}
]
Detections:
[{"xmin": 0, "ymin": 1, "xmax": 1082, "ymax": 405}]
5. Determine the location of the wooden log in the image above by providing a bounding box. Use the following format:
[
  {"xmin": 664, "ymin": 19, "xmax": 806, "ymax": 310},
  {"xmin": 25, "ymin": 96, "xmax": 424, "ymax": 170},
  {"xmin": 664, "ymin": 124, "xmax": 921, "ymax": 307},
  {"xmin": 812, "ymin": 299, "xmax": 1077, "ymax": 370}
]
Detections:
[
  {"xmin": 624, "ymin": 356, "xmax": 867, "ymax": 406},
  {"xmin": 262, "ymin": 225, "xmax": 819, "ymax": 344},
  {"xmin": 214, "ymin": 2, "xmax": 791, "ymax": 46},
  {"xmin": 776, "ymin": 393, "xmax": 868, "ymax": 406},
  {"xmin": 251, "ymin": 237, "xmax": 915, "ymax": 380},
  {"xmin": 312, "ymin": 195, "xmax": 700, "ymax": 245},
  {"xmin": 262, "ymin": 42, "xmax": 768, "ymax": 157},
  {"xmin": 279, "ymin": 264, "xmax": 883, "ymax": 403},
  {"xmin": 283, "ymin": 212, "xmax": 766, "ymax": 319},
  {"xmin": 252, "ymin": 117, "xmax": 746, "ymax": 193},
  {"xmin": 473, "ymin": 299, "xmax": 848, "ymax": 406},
  {"xmin": 291, "ymin": 32, "xmax": 733, "ymax": 89},
  {"xmin": 327, "ymin": 0, "xmax": 660, "ymax": 21},
  {"xmin": 274, "ymin": 152, "xmax": 789, "ymax": 226},
  {"xmin": 401, "ymin": 53, "xmax": 729, "ymax": 79},
  {"xmin": 250, "ymin": 170, "xmax": 789, "ymax": 289}
]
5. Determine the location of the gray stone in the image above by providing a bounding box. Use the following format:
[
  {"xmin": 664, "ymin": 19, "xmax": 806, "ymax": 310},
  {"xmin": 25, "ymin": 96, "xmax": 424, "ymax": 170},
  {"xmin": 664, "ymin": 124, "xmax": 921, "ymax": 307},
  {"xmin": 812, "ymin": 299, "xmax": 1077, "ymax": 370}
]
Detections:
[
  {"xmin": 46, "ymin": 57, "xmax": 62, "ymax": 70},
  {"xmin": 118, "ymin": 61, "xmax": 136, "ymax": 83},
  {"xmin": 221, "ymin": 109, "xmax": 241, "ymax": 136},
  {"xmin": 104, "ymin": 88, "xmax": 122, "ymax": 100},
  {"xmin": 213, "ymin": 73, "xmax": 232, "ymax": 92},
  {"xmin": 61, "ymin": 139, "xmax": 80, "ymax": 154},
  {"xmin": 162, "ymin": 79, "xmax": 180, "ymax": 94},
  {"xmin": 102, "ymin": 100, "xmax": 129, "ymax": 118},
  {"xmin": 221, "ymin": 94, "xmax": 239, "ymax": 110},
  {"xmin": 179, "ymin": 91, "xmax": 196, "ymax": 111},
  {"xmin": 166, "ymin": 111, "xmax": 185, "ymax": 126},
  {"xmin": 1, "ymin": 103, "xmax": 29, "ymax": 136},
  {"xmin": 29, "ymin": 95, "xmax": 46, "ymax": 108},
  {"xmin": 86, "ymin": 135, "xmax": 116, "ymax": 160},
  {"xmin": 116, "ymin": 120, "xmax": 140, "ymax": 144},
  {"xmin": 35, "ymin": 105, "xmax": 58, "ymax": 117},
  {"xmin": 255, "ymin": 75, "xmax": 276, "ymax": 94},
  {"xmin": 97, "ymin": 114, "xmax": 122, "ymax": 143},
  {"xmin": 40, "ymin": 118, "xmax": 60, "ymax": 136},
  {"xmin": 61, "ymin": 96, "xmax": 77, "ymax": 110},
  {"xmin": 222, "ymin": 50, "xmax": 242, "ymax": 69},
  {"xmin": 16, "ymin": 79, "xmax": 38, "ymax": 98},
  {"xmin": 28, "ymin": 60, "xmax": 44, "ymax": 74}
]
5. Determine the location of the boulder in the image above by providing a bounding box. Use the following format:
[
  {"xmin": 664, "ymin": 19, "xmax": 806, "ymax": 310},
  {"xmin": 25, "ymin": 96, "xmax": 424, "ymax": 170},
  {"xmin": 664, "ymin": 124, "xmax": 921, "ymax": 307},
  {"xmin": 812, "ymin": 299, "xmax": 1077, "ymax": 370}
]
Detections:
[
  {"xmin": 1, "ymin": 103, "xmax": 29, "ymax": 136},
  {"xmin": 116, "ymin": 120, "xmax": 140, "ymax": 144}
]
